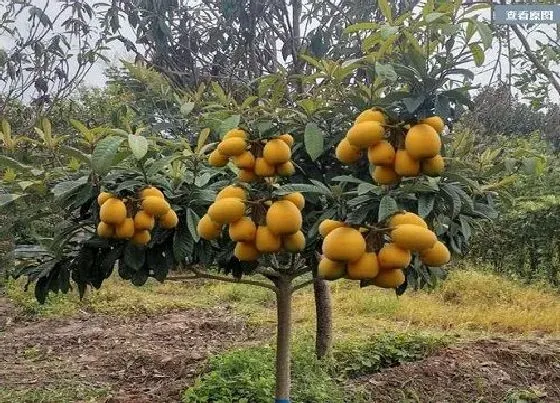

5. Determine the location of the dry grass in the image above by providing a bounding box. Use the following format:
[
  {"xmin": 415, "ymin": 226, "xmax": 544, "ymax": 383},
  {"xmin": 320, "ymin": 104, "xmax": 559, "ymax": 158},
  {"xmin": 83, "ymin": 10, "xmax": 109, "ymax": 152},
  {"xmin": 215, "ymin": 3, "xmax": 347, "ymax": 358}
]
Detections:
[{"xmin": 6, "ymin": 268, "xmax": 560, "ymax": 337}]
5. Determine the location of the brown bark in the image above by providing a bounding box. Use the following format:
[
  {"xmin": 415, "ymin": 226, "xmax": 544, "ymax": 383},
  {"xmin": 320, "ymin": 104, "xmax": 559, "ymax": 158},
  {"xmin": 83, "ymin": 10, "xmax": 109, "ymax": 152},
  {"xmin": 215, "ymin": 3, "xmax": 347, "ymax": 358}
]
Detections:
[
  {"xmin": 0, "ymin": 213, "xmax": 14, "ymax": 286},
  {"xmin": 313, "ymin": 278, "xmax": 333, "ymax": 359},
  {"xmin": 275, "ymin": 275, "xmax": 292, "ymax": 401}
]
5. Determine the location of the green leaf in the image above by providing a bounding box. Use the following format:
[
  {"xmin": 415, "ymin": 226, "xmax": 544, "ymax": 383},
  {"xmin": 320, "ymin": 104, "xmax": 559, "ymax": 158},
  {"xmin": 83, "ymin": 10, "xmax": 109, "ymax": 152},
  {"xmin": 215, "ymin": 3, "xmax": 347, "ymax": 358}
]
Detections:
[
  {"xmin": 379, "ymin": 25, "xmax": 398, "ymax": 40},
  {"xmin": 459, "ymin": 214, "xmax": 472, "ymax": 243},
  {"xmin": 0, "ymin": 155, "xmax": 35, "ymax": 174},
  {"xmin": 474, "ymin": 20, "xmax": 493, "ymax": 50},
  {"xmin": 41, "ymin": 117, "xmax": 52, "ymax": 139},
  {"xmin": 274, "ymin": 184, "xmax": 327, "ymax": 196},
  {"xmin": 469, "ymin": 43, "xmax": 484, "ymax": 67},
  {"xmin": 378, "ymin": 194, "xmax": 398, "ymax": 222},
  {"xmin": 418, "ymin": 194, "xmax": 435, "ymax": 218},
  {"xmin": 344, "ymin": 22, "xmax": 378, "ymax": 34},
  {"xmin": 424, "ymin": 12, "xmax": 446, "ymax": 24},
  {"xmin": 441, "ymin": 183, "xmax": 462, "ymax": 218},
  {"xmin": 219, "ymin": 115, "xmax": 241, "ymax": 138},
  {"xmin": 375, "ymin": 62, "xmax": 397, "ymax": 81},
  {"xmin": 123, "ymin": 243, "xmax": 146, "ymax": 271},
  {"xmin": 402, "ymin": 96, "xmax": 425, "ymax": 113},
  {"xmin": 309, "ymin": 179, "xmax": 333, "ymax": 197},
  {"xmin": 1, "ymin": 119, "xmax": 11, "ymax": 138},
  {"xmin": 241, "ymin": 96, "xmax": 258, "ymax": 108},
  {"xmin": 173, "ymin": 222, "xmax": 193, "ymax": 262},
  {"xmin": 0, "ymin": 193, "xmax": 24, "ymax": 208},
  {"xmin": 304, "ymin": 123, "xmax": 324, "ymax": 161},
  {"xmin": 211, "ymin": 82, "xmax": 228, "ymax": 102},
  {"xmin": 92, "ymin": 136, "xmax": 125, "ymax": 174},
  {"xmin": 180, "ymin": 101, "xmax": 195, "ymax": 116},
  {"xmin": 59, "ymin": 145, "xmax": 91, "ymax": 164},
  {"xmin": 331, "ymin": 175, "xmax": 370, "ymax": 185},
  {"xmin": 358, "ymin": 182, "xmax": 380, "ymax": 195},
  {"xmin": 128, "ymin": 134, "xmax": 148, "ymax": 160},
  {"xmin": 186, "ymin": 209, "xmax": 201, "ymax": 242},
  {"xmin": 131, "ymin": 270, "xmax": 149, "ymax": 287},
  {"xmin": 69, "ymin": 119, "xmax": 90, "ymax": 136},
  {"xmin": 377, "ymin": 0, "xmax": 392, "ymax": 23},
  {"xmin": 51, "ymin": 177, "xmax": 88, "ymax": 198},
  {"xmin": 146, "ymin": 154, "xmax": 182, "ymax": 177},
  {"xmin": 196, "ymin": 128, "xmax": 211, "ymax": 155}
]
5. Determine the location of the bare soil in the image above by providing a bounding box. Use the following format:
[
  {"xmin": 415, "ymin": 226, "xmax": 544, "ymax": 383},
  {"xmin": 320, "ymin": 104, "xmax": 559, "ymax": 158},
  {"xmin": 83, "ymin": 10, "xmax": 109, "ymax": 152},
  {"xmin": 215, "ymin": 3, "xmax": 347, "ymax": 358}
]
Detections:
[
  {"xmin": 0, "ymin": 297, "xmax": 266, "ymax": 402},
  {"xmin": 2, "ymin": 295, "xmax": 560, "ymax": 403},
  {"xmin": 354, "ymin": 338, "xmax": 560, "ymax": 403}
]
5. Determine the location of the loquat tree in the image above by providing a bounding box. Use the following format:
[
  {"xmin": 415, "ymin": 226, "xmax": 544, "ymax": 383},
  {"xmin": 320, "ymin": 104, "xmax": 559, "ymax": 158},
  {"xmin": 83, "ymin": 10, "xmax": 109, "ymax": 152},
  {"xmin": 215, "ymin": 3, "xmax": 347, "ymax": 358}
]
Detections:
[{"xmin": 3, "ymin": 2, "xmax": 507, "ymax": 401}]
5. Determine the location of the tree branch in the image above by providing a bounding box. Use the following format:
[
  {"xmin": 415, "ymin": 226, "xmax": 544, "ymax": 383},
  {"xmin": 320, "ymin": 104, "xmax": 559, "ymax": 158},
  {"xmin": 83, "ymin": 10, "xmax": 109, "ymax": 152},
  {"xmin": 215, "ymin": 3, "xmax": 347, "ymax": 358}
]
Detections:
[
  {"xmin": 185, "ymin": 266, "xmax": 277, "ymax": 291},
  {"xmin": 292, "ymin": 277, "xmax": 314, "ymax": 292},
  {"xmin": 166, "ymin": 275, "xmax": 198, "ymax": 281},
  {"xmin": 510, "ymin": 24, "xmax": 560, "ymax": 97}
]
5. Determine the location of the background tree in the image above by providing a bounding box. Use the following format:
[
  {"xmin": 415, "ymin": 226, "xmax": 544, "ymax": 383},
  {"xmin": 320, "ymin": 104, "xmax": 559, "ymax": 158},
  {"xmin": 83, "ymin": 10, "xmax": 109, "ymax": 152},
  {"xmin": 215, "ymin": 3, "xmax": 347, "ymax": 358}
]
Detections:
[{"xmin": 0, "ymin": 0, "xmax": 107, "ymax": 116}]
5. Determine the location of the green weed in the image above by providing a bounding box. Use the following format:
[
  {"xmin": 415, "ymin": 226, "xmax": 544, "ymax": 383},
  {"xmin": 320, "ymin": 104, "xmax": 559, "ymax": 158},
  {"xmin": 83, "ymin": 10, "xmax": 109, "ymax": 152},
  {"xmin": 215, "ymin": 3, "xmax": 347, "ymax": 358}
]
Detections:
[{"xmin": 182, "ymin": 332, "xmax": 448, "ymax": 403}]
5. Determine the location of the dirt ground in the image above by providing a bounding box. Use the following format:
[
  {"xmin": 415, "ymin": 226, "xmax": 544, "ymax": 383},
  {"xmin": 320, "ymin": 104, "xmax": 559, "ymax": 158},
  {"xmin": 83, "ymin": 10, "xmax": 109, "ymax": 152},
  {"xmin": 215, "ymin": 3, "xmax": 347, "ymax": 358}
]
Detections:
[
  {"xmin": 0, "ymin": 296, "xmax": 267, "ymax": 402},
  {"xmin": 354, "ymin": 338, "xmax": 560, "ymax": 402},
  {"xmin": 2, "ymin": 295, "xmax": 560, "ymax": 403}
]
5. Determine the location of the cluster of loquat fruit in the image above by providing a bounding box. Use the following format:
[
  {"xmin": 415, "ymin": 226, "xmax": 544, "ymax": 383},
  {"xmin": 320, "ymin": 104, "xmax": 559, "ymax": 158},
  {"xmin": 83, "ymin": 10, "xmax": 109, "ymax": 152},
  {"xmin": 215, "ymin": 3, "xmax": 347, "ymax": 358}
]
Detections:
[
  {"xmin": 197, "ymin": 184, "xmax": 306, "ymax": 261},
  {"xmin": 96, "ymin": 186, "xmax": 178, "ymax": 246},
  {"xmin": 318, "ymin": 212, "xmax": 451, "ymax": 288},
  {"xmin": 336, "ymin": 108, "xmax": 446, "ymax": 185},
  {"xmin": 208, "ymin": 128, "xmax": 296, "ymax": 182}
]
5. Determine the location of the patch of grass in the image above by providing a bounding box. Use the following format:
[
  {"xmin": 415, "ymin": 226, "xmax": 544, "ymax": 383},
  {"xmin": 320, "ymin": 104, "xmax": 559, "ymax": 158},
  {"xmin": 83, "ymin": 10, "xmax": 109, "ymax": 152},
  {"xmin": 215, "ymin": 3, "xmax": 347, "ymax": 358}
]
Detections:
[
  {"xmin": 504, "ymin": 387, "xmax": 547, "ymax": 402},
  {"xmin": 0, "ymin": 385, "xmax": 108, "ymax": 403},
  {"xmin": 332, "ymin": 332, "xmax": 449, "ymax": 379},
  {"xmin": 290, "ymin": 269, "xmax": 560, "ymax": 336},
  {"xmin": 7, "ymin": 268, "xmax": 560, "ymax": 334},
  {"xmin": 182, "ymin": 332, "xmax": 448, "ymax": 403}
]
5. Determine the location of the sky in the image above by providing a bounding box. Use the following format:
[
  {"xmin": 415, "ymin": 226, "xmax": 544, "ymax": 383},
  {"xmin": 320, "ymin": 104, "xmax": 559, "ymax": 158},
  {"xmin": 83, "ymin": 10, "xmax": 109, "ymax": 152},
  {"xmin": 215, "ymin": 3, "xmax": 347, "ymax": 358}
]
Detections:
[{"xmin": 4, "ymin": 0, "xmax": 559, "ymax": 102}]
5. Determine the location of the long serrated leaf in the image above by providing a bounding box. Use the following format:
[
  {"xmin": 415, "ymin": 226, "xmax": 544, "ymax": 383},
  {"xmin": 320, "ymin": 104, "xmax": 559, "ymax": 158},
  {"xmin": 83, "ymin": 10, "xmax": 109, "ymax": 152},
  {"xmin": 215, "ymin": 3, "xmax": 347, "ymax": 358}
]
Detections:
[
  {"xmin": 0, "ymin": 155, "xmax": 34, "ymax": 174},
  {"xmin": 123, "ymin": 243, "xmax": 145, "ymax": 271},
  {"xmin": 196, "ymin": 128, "xmax": 211, "ymax": 155},
  {"xmin": 304, "ymin": 123, "xmax": 324, "ymax": 161},
  {"xmin": 70, "ymin": 119, "xmax": 90, "ymax": 136},
  {"xmin": 441, "ymin": 183, "xmax": 462, "ymax": 218},
  {"xmin": 417, "ymin": 194, "xmax": 435, "ymax": 218},
  {"xmin": 309, "ymin": 179, "xmax": 333, "ymax": 197},
  {"xmin": 1, "ymin": 119, "xmax": 11, "ymax": 138},
  {"xmin": 219, "ymin": 115, "xmax": 241, "ymax": 138},
  {"xmin": 180, "ymin": 101, "xmax": 195, "ymax": 116},
  {"xmin": 59, "ymin": 145, "xmax": 91, "ymax": 164},
  {"xmin": 51, "ymin": 177, "xmax": 88, "ymax": 198},
  {"xmin": 173, "ymin": 222, "xmax": 193, "ymax": 262},
  {"xmin": 459, "ymin": 214, "xmax": 472, "ymax": 243},
  {"xmin": 274, "ymin": 183, "xmax": 324, "ymax": 196},
  {"xmin": 378, "ymin": 194, "xmax": 398, "ymax": 222},
  {"xmin": 92, "ymin": 136, "xmax": 125, "ymax": 174},
  {"xmin": 145, "ymin": 154, "xmax": 182, "ymax": 177},
  {"xmin": 474, "ymin": 20, "xmax": 493, "ymax": 50},
  {"xmin": 331, "ymin": 175, "xmax": 370, "ymax": 185},
  {"xmin": 186, "ymin": 209, "xmax": 201, "ymax": 242},
  {"xmin": 344, "ymin": 22, "xmax": 378, "ymax": 34},
  {"xmin": 377, "ymin": 0, "xmax": 392, "ymax": 23},
  {"xmin": 469, "ymin": 42, "xmax": 484, "ymax": 67},
  {"xmin": 128, "ymin": 134, "xmax": 148, "ymax": 160}
]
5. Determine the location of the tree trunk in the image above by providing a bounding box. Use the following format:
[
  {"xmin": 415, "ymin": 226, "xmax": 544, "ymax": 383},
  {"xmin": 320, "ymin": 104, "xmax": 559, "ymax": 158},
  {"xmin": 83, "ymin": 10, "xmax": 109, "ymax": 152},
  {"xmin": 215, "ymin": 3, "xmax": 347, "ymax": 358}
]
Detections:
[
  {"xmin": 313, "ymin": 278, "xmax": 332, "ymax": 359},
  {"xmin": 0, "ymin": 213, "xmax": 14, "ymax": 287},
  {"xmin": 275, "ymin": 276, "xmax": 292, "ymax": 402}
]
